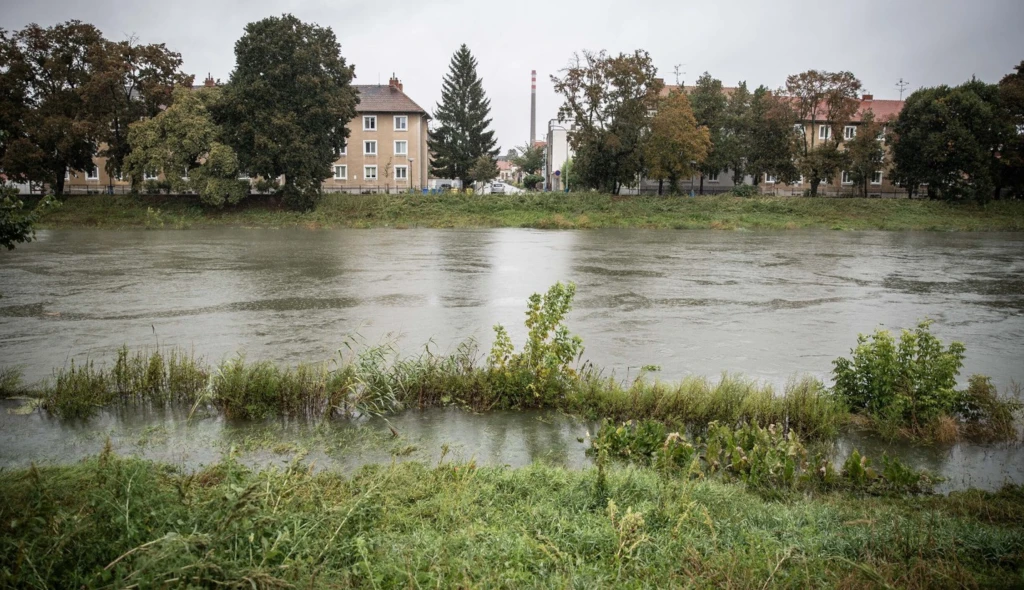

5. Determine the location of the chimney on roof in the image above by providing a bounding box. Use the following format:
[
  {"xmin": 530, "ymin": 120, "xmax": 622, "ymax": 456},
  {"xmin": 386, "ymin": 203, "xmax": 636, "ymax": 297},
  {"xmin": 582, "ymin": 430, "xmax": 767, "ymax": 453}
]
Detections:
[
  {"xmin": 388, "ymin": 73, "xmax": 403, "ymax": 92},
  {"xmin": 204, "ymin": 73, "xmax": 215, "ymax": 88},
  {"xmin": 863, "ymin": 94, "xmax": 874, "ymax": 101}
]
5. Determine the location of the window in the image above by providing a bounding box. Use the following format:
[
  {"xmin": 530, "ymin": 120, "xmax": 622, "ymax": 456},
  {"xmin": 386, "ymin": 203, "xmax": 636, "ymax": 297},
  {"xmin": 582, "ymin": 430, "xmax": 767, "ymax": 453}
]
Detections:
[
  {"xmin": 333, "ymin": 165, "xmax": 347, "ymax": 180},
  {"xmin": 86, "ymin": 166, "xmax": 99, "ymax": 180},
  {"xmin": 844, "ymin": 126, "xmax": 857, "ymax": 140},
  {"xmin": 841, "ymin": 171, "xmax": 852, "ymax": 184},
  {"xmin": 707, "ymin": 172, "xmax": 719, "ymax": 182},
  {"xmin": 395, "ymin": 165, "xmax": 408, "ymax": 180},
  {"xmin": 363, "ymin": 115, "xmax": 376, "ymax": 131},
  {"xmin": 65, "ymin": 170, "xmax": 70, "ymax": 181},
  {"xmin": 871, "ymin": 170, "xmax": 883, "ymax": 185},
  {"xmin": 818, "ymin": 125, "xmax": 831, "ymax": 140},
  {"xmin": 878, "ymin": 126, "xmax": 887, "ymax": 142},
  {"xmin": 394, "ymin": 116, "xmax": 408, "ymax": 131},
  {"xmin": 765, "ymin": 174, "xmax": 777, "ymax": 184},
  {"xmin": 181, "ymin": 168, "xmax": 190, "ymax": 181},
  {"xmin": 364, "ymin": 140, "xmax": 377, "ymax": 155},
  {"xmin": 394, "ymin": 140, "xmax": 408, "ymax": 156},
  {"xmin": 364, "ymin": 165, "xmax": 377, "ymax": 180},
  {"xmin": 336, "ymin": 142, "xmax": 347, "ymax": 157},
  {"xmin": 144, "ymin": 170, "xmax": 159, "ymax": 181}
]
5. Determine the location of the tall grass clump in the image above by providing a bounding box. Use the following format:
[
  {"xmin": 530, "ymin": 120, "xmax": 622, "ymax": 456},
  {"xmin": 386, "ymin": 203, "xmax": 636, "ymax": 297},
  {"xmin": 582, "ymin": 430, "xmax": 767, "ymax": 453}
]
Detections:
[
  {"xmin": 41, "ymin": 359, "xmax": 113, "ymax": 418},
  {"xmin": 209, "ymin": 356, "xmax": 352, "ymax": 420},
  {"xmin": 2, "ymin": 453, "xmax": 1021, "ymax": 588},
  {"xmin": 0, "ymin": 366, "xmax": 26, "ymax": 397},
  {"xmin": 833, "ymin": 320, "xmax": 1020, "ymax": 441}
]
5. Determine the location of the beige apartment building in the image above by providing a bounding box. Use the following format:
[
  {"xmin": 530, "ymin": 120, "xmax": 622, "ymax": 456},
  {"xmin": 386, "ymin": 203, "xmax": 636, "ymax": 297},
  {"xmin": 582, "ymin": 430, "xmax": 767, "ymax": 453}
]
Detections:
[{"xmin": 58, "ymin": 75, "xmax": 429, "ymax": 195}]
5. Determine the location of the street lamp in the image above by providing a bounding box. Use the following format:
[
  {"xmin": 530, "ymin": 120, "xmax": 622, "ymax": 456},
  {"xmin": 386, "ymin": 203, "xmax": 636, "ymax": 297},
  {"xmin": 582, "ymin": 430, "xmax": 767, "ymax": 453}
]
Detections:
[{"xmin": 408, "ymin": 157, "xmax": 415, "ymax": 193}]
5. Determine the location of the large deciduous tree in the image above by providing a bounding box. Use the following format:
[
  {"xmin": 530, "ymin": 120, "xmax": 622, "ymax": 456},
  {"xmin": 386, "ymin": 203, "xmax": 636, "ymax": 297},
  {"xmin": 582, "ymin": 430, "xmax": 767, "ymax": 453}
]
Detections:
[
  {"xmin": 469, "ymin": 154, "xmax": 499, "ymax": 186},
  {"xmin": 0, "ymin": 21, "xmax": 103, "ymax": 195},
  {"xmin": 844, "ymin": 111, "xmax": 887, "ymax": 198},
  {"xmin": 890, "ymin": 79, "xmax": 1010, "ymax": 201},
  {"xmin": 85, "ymin": 37, "xmax": 192, "ymax": 187},
  {"xmin": 551, "ymin": 49, "xmax": 662, "ymax": 194},
  {"xmin": 218, "ymin": 14, "xmax": 358, "ymax": 210},
  {"xmin": 720, "ymin": 81, "xmax": 751, "ymax": 184},
  {"xmin": 428, "ymin": 45, "xmax": 498, "ymax": 189},
  {"xmin": 124, "ymin": 86, "xmax": 248, "ymax": 207},
  {"xmin": 745, "ymin": 86, "xmax": 799, "ymax": 188},
  {"xmin": 511, "ymin": 143, "xmax": 544, "ymax": 175},
  {"xmin": 997, "ymin": 62, "xmax": 1024, "ymax": 199},
  {"xmin": 688, "ymin": 72, "xmax": 728, "ymax": 194},
  {"xmin": 786, "ymin": 70, "xmax": 862, "ymax": 196},
  {"xmin": 643, "ymin": 90, "xmax": 710, "ymax": 194}
]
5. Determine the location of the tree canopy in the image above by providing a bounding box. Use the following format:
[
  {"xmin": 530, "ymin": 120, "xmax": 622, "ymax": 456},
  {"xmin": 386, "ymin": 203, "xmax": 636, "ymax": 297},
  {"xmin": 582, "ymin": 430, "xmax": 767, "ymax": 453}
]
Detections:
[
  {"xmin": 643, "ymin": 90, "xmax": 710, "ymax": 194},
  {"xmin": 218, "ymin": 14, "xmax": 358, "ymax": 210},
  {"xmin": 786, "ymin": 70, "xmax": 862, "ymax": 196},
  {"xmin": 428, "ymin": 45, "xmax": 498, "ymax": 188},
  {"xmin": 688, "ymin": 72, "xmax": 728, "ymax": 193}
]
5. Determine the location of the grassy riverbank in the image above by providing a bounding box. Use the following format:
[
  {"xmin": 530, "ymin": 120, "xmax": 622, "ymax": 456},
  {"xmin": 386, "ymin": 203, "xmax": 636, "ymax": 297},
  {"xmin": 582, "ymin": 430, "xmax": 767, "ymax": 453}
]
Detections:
[
  {"xmin": 34, "ymin": 192, "xmax": 1024, "ymax": 231},
  {"xmin": 2, "ymin": 453, "xmax": 1022, "ymax": 588}
]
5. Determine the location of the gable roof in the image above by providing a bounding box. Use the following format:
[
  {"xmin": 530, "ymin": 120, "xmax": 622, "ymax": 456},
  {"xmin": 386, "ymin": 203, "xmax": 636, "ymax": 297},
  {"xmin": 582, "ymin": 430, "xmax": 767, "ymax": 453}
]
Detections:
[{"xmin": 354, "ymin": 85, "xmax": 427, "ymax": 114}]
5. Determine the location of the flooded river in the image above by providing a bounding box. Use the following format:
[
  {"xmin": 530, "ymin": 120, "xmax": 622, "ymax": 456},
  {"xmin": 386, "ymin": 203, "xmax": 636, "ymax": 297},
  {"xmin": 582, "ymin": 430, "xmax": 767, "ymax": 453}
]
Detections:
[{"xmin": 2, "ymin": 228, "xmax": 1023, "ymax": 491}]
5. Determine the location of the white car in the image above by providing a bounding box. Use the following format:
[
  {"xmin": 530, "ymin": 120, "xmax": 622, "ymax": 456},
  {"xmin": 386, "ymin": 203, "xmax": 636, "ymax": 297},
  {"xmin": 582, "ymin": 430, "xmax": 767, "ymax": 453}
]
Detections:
[{"xmin": 482, "ymin": 181, "xmax": 523, "ymax": 195}]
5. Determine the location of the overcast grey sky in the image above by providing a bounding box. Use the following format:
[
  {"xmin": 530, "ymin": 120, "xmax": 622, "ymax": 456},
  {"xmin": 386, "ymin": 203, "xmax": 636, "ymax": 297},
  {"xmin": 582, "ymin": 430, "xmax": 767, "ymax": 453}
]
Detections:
[{"xmin": 2, "ymin": 0, "xmax": 1022, "ymax": 153}]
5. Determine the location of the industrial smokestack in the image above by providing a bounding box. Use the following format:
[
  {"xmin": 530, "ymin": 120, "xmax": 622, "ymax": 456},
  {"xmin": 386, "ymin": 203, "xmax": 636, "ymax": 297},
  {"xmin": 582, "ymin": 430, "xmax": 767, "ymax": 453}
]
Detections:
[{"xmin": 530, "ymin": 70, "xmax": 537, "ymax": 145}]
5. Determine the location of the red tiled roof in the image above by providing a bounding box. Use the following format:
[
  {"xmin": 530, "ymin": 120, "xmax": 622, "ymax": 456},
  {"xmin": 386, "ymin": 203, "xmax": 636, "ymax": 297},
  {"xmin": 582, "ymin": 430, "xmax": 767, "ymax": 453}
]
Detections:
[
  {"xmin": 497, "ymin": 160, "xmax": 513, "ymax": 171},
  {"xmin": 660, "ymin": 84, "xmax": 739, "ymax": 97},
  {"xmin": 853, "ymin": 99, "xmax": 903, "ymax": 122},
  {"xmin": 354, "ymin": 85, "xmax": 427, "ymax": 114}
]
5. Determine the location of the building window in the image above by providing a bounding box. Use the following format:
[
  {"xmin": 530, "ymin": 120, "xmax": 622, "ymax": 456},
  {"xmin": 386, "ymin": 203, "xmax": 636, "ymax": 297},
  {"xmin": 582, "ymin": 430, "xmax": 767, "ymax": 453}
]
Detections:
[
  {"xmin": 871, "ymin": 170, "xmax": 883, "ymax": 185},
  {"xmin": 336, "ymin": 142, "xmax": 347, "ymax": 157},
  {"xmin": 364, "ymin": 165, "xmax": 377, "ymax": 180},
  {"xmin": 395, "ymin": 165, "xmax": 408, "ymax": 180},
  {"xmin": 65, "ymin": 170, "xmax": 70, "ymax": 181},
  {"xmin": 364, "ymin": 140, "xmax": 377, "ymax": 155},
  {"xmin": 363, "ymin": 115, "xmax": 376, "ymax": 131},
  {"xmin": 86, "ymin": 166, "xmax": 99, "ymax": 180},
  {"xmin": 818, "ymin": 125, "xmax": 831, "ymax": 140},
  {"xmin": 841, "ymin": 171, "xmax": 853, "ymax": 184},
  {"xmin": 333, "ymin": 165, "xmax": 347, "ymax": 180},
  {"xmin": 707, "ymin": 172, "xmax": 719, "ymax": 182},
  {"xmin": 765, "ymin": 174, "xmax": 777, "ymax": 184},
  {"xmin": 394, "ymin": 116, "xmax": 408, "ymax": 131},
  {"xmin": 844, "ymin": 126, "xmax": 857, "ymax": 140},
  {"xmin": 144, "ymin": 170, "xmax": 159, "ymax": 181},
  {"xmin": 394, "ymin": 140, "xmax": 408, "ymax": 155},
  {"xmin": 181, "ymin": 168, "xmax": 190, "ymax": 181}
]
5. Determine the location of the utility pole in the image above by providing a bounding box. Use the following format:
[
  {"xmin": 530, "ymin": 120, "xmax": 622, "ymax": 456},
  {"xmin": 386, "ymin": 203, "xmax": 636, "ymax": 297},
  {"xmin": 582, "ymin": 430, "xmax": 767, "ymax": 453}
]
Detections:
[{"xmin": 896, "ymin": 78, "xmax": 909, "ymax": 100}]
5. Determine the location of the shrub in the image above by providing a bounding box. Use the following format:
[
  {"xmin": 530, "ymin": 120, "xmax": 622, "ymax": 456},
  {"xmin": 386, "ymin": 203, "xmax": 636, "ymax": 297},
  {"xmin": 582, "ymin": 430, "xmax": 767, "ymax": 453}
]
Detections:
[
  {"xmin": 832, "ymin": 320, "xmax": 965, "ymax": 427},
  {"xmin": 954, "ymin": 375, "xmax": 1021, "ymax": 441},
  {"xmin": 730, "ymin": 184, "xmax": 759, "ymax": 197}
]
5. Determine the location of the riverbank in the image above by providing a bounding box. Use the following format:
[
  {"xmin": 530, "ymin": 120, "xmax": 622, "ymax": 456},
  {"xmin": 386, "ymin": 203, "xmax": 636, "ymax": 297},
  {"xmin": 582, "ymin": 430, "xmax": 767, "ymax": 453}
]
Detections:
[
  {"xmin": 1, "ymin": 453, "xmax": 1021, "ymax": 587},
  {"xmin": 34, "ymin": 192, "xmax": 1024, "ymax": 231}
]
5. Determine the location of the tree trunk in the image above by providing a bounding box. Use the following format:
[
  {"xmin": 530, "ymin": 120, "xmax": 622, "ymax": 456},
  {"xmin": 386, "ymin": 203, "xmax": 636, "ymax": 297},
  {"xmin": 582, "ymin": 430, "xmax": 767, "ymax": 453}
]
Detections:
[
  {"xmin": 658, "ymin": 179, "xmax": 663, "ymax": 196},
  {"xmin": 699, "ymin": 174, "xmax": 704, "ymax": 195},
  {"xmin": 54, "ymin": 167, "xmax": 66, "ymax": 196},
  {"xmin": 810, "ymin": 179, "xmax": 819, "ymax": 198}
]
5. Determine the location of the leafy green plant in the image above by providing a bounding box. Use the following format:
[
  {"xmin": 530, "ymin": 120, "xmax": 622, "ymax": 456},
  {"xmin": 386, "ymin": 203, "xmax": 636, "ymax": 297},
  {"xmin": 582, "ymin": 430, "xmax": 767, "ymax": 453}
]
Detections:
[{"xmin": 730, "ymin": 184, "xmax": 759, "ymax": 197}]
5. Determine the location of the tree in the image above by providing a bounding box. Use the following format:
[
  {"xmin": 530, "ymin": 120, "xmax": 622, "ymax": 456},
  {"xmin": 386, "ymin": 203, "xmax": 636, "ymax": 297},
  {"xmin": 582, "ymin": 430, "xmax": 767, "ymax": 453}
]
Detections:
[
  {"xmin": 511, "ymin": 143, "xmax": 544, "ymax": 175},
  {"xmin": 469, "ymin": 154, "xmax": 499, "ymax": 186},
  {"xmin": 688, "ymin": 72, "xmax": 728, "ymax": 194},
  {"xmin": 218, "ymin": 14, "xmax": 358, "ymax": 210},
  {"xmin": 0, "ymin": 21, "xmax": 103, "ymax": 195},
  {"xmin": 551, "ymin": 49, "xmax": 662, "ymax": 194},
  {"xmin": 745, "ymin": 86, "xmax": 799, "ymax": 188},
  {"xmin": 720, "ymin": 81, "xmax": 751, "ymax": 184},
  {"xmin": 124, "ymin": 86, "xmax": 248, "ymax": 207},
  {"xmin": 1, "ymin": 187, "xmax": 55, "ymax": 250},
  {"xmin": 786, "ymin": 70, "xmax": 862, "ymax": 196},
  {"xmin": 642, "ymin": 90, "xmax": 710, "ymax": 194},
  {"xmin": 85, "ymin": 37, "xmax": 192, "ymax": 187},
  {"xmin": 428, "ymin": 45, "xmax": 498, "ymax": 189},
  {"xmin": 844, "ymin": 111, "xmax": 887, "ymax": 198},
  {"xmin": 997, "ymin": 61, "xmax": 1024, "ymax": 199},
  {"xmin": 890, "ymin": 80, "xmax": 1010, "ymax": 201}
]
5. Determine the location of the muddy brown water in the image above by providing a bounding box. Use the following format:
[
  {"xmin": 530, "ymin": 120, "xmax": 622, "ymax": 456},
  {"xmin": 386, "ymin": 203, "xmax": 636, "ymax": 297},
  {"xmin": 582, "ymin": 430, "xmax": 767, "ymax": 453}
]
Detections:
[{"xmin": 2, "ymin": 229, "xmax": 1023, "ymax": 491}]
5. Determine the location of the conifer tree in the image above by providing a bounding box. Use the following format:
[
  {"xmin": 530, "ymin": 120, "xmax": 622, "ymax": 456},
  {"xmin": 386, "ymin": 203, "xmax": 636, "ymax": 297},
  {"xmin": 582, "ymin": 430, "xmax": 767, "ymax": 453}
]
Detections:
[{"xmin": 429, "ymin": 45, "xmax": 498, "ymax": 188}]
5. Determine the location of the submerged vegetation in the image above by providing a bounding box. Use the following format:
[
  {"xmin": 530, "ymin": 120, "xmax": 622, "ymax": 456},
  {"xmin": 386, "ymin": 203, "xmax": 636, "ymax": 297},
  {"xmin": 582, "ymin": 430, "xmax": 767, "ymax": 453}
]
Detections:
[
  {"xmin": 1, "ymin": 451, "xmax": 1022, "ymax": 588},
  {"xmin": 10, "ymin": 283, "xmax": 1021, "ymax": 447},
  {"xmin": 33, "ymin": 192, "xmax": 1024, "ymax": 231}
]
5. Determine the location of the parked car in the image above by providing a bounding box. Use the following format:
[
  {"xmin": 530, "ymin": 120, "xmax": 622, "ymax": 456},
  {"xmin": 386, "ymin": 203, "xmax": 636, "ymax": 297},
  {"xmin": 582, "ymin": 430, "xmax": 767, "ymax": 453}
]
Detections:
[{"xmin": 481, "ymin": 181, "xmax": 523, "ymax": 195}]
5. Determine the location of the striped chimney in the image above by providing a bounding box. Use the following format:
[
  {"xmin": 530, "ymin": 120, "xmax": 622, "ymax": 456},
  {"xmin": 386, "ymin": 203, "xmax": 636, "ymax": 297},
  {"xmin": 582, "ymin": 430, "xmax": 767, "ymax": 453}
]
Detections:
[{"xmin": 530, "ymin": 70, "xmax": 537, "ymax": 145}]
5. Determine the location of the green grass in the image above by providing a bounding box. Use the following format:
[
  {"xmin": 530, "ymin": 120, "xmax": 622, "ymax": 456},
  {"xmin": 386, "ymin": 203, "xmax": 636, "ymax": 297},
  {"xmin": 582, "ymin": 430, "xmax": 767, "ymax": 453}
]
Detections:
[
  {"xmin": 34, "ymin": 192, "xmax": 1024, "ymax": 231},
  {"xmin": 1, "ymin": 452, "xmax": 1021, "ymax": 588}
]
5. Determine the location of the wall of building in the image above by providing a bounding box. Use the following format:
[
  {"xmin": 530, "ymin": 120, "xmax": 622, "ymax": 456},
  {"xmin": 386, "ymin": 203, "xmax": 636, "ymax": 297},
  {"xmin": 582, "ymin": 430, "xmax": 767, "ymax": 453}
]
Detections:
[{"xmin": 322, "ymin": 111, "xmax": 429, "ymax": 193}]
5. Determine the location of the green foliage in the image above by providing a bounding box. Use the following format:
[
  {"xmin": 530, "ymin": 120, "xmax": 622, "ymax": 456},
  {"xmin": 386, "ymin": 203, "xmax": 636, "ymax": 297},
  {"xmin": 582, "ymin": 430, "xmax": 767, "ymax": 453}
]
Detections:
[
  {"xmin": 832, "ymin": 320, "xmax": 966, "ymax": 427},
  {"xmin": 428, "ymin": 44, "xmax": 499, "ymax": 188},
  {"xmin": 2, "ymin": 454, "xmax": 1021, "ymax": 588},
  {"xmin": 0, "ymin": 187, "xmax": 56, "ymax": 249},
  {"xmin": 0, "ymin": 366, "xmax": 26, "ymax": 397},
  {"xmin": 551, "ymin": 50, "xmax": 663, "ymax": 193},
  {"xmin": 468, "ymin": 154, "xmax": 499, "ymax": 185},
  {"xmin": 218, "ymin": 14, "xmax": 358, "ymax": 210},
  {"xmin": 844, "ymin": 110, "xmax": 888, "ymax": 197},
  {"xmin": 998, "ymin": 62, "xmax": 1024, "ymax": 199},
  {"xmin": 891, "ymin": 79, "xmax": 1013, "ymax": 201},
  {"xmin": 643, "ymin": 90, "xmax": 711, "ymax": 193},
  {"xmin": 786, "ymin": 70, "xmax": 862, "ymax": 196},
  {"xmin": 488, "ymin": 281, "xmax": 584, "ymax": 406},
  {"xmin": 590, "ymin": 419, "xmax": 936, "ymax": 496},
  {"xmin": 511, "ymin": 143, "xmax": 545, "ymax": 175},
  {"xmin": 954, "ymin": 375, "xmax": 1022, "ymax": 441},
  {"xmin": 729, "ymin": 184, "xmax": 759, "ymax": 197},
  {"xmin": 522, "ymin": 173, "xmax": 544, "ymax": 190},
  {"xmin": 688, "ymin": 72, "xmax": 729, "ymax": 184}
]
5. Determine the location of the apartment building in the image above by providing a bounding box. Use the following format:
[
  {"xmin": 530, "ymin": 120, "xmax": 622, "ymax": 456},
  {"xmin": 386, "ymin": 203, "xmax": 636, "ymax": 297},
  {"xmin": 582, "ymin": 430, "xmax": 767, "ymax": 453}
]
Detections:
[{"xmin": 56, "ymin": 75, "xmax": 429, "ymax": 195}]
